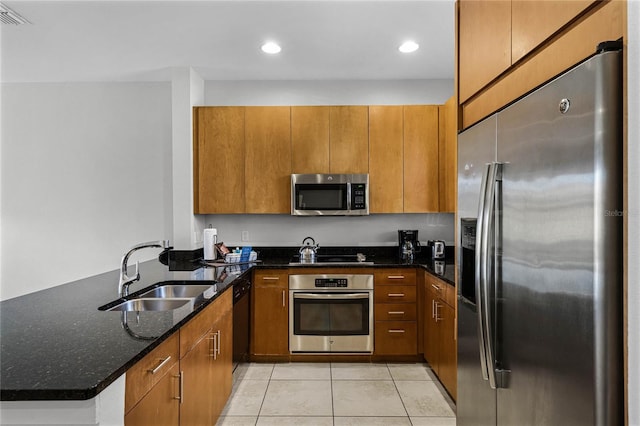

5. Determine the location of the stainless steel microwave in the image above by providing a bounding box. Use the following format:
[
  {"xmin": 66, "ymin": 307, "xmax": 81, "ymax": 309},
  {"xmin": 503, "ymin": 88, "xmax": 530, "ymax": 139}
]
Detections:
[{"xmin": 291, "ymin": 174, "xmax": 369, "ymax": 216}]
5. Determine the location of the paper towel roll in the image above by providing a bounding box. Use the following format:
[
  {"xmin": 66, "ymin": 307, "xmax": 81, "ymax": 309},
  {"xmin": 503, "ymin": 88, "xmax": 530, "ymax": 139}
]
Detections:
[{"xmin": 203, "ymin": 228, "xmax": 217, "ymax": 260}]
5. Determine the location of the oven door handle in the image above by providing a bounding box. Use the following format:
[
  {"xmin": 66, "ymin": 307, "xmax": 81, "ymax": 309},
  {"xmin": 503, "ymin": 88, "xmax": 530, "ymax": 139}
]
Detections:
[{"xmin": 293, "ymin": 293, "xmax": 370, "ymax": 300}]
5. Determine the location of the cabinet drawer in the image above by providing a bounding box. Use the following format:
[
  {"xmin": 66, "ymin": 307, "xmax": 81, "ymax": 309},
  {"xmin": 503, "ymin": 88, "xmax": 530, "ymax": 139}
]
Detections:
[
  {"xmin": 125, "ymin": 363, "xmax": 180, "ymax": 425},
  {"xmin": 181, "ymin": 290, "xmax": 232, "ymax": 358},
  {"xmin": 254, "ymin": 270, "xmax": 288, "ymax": 288},
  {"xmin": 374, "ymin": 321, "xmax": 417, "ymax": 355},
  {"xmin": 125, "ymin": 332, "xmax": 179, "ymax": 414},
  {"xmin": 375, "ymin": 303, "xmax": 417, "ymax": 321},
  {"xmin": 375, "ymin": 284, "xmax": 416, "ymax": 303},
  {"xmin": 375, "ymin": 269, "xmax": 417, "ymax": 285}
]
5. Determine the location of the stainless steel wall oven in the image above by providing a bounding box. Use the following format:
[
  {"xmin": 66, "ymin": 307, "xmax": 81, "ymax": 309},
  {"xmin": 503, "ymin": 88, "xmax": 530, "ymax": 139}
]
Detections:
[{"xmin": 289, "ymin": 274, "xmax": 374, "ymax": 353}]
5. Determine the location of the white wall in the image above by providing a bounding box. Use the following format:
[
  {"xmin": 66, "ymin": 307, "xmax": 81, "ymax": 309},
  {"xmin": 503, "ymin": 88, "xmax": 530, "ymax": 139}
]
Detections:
[
  {"xmin": 205, "ymin": 213, "xmax": 454, "ymax": 248},
  {"xmin": 0, "ymin": 82, "xmax": 173, "ymax": 300},
  {"xmin": 627, "ymin": 2, "xmax": 639, "ymax": 424},
  {"xmin": 204, "ymin": 79, "xmax": 453, "ymax": 106}
]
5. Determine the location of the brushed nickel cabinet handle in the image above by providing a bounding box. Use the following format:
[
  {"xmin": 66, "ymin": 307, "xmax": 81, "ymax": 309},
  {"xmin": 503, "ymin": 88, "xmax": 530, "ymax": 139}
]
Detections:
[
  {"xmin": 262, "ymin": 277, "xmax": 280, "ymax": 281},
  {"xmin": 148, "ymin": 356, "xmax": 172, "ymax": 375},
  {"xmin": 174, "ymin": 371, "xmax": 183, "ymax": 404},
  {"xmin": 216, "ymin": 330, "xmax": 221, "ymax": 355},
  {"xmin": 282, "ymin": 290, "xmax": 286, "ymax": 307},
  {"xmin": 208, "ymin": 332, "xmax": 218, "ymax": 359},
  {"xmin": 388, "ymin": 293, "xmax": 405, "ymax": 297},
  {"xmin": 431, "ymin": 284, "xmax": 442, "ymax": 292},
  {"xmin": 388, "ymin": 311, "xmax": 405, "ymax": 315},
  {"xmin": 387, "ymin": 275, "xmax": 405, "ymax": 279},
  {"xmin": 388, "ymin": 329, "xmax": 406, "ymax": 333}
]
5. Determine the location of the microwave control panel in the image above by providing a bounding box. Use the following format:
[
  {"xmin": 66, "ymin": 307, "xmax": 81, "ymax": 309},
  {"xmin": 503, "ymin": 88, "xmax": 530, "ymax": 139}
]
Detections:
[{"xmin": 351, "ymin": 183, "xmax": 367, "ymax": 210}]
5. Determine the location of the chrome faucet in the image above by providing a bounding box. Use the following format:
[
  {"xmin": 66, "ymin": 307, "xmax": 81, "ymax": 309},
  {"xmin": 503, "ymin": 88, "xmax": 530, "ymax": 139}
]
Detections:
[{"xmin": 118, "ymin": 240, "xmax": 171, "ymax": 297}]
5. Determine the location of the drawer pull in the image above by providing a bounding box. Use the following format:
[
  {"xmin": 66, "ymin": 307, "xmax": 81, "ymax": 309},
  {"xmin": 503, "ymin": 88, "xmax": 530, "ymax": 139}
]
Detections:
[
  {"xmin": 387, "ymin": 275, "xmax": 405, "ymax": 279},
  {"xmin": 388, "ymin": 329, "xmax": 406, "ymax": 333},
  {"xmin": 262, "ymin": 277, "xmax": 280, "ymax": 281},
  {"xmin": 387, "ymin": 293, "xmax": 405, "ymax": 297},
  {"xmin": 388, "ymin": 311, "xmax": 405, "ymax": 315},
  {"xmin": 431, "ymin": 284, "xmax": 442, "ymax": 292},
  {"xmin": 148, "ymin": 356, "xmax": 172, "ymax": 375}
]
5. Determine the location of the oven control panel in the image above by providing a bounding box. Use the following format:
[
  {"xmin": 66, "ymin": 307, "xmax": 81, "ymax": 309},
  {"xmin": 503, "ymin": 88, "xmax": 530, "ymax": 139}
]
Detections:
[{"xmin": 315, "ymin": 278, "xmax": 348, "ymax": 288}]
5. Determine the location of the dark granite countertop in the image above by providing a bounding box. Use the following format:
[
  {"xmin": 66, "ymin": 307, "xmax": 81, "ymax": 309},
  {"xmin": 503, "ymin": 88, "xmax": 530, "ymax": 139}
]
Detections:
[
  {"xmin": 0, "ymin": 245, "xmax": 454, "ymax": 401},
  {"xmin": 0, "ymin": 257, "xmax": 250, "ymax": 401}
]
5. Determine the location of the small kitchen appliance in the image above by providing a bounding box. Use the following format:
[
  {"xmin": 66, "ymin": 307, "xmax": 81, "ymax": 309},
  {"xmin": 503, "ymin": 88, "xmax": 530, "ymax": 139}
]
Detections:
[
  {"xmin": 428, "ymin": 240, "xmax": 446, "ymax": 259},
  {"xmin": 291, "ymin": 173, "xmax": 369, "ymax": 216},
  {"xmin": 398, "ymin": 230, "xmax": 420, "ymax": 261}
]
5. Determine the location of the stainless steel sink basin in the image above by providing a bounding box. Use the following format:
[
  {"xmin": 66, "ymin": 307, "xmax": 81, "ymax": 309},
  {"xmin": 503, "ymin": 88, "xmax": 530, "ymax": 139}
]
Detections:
[
  {"xmin": 103, "ymin": 298, "xmax": 192, "ymax": 312},
  {"xmin": 138, "ymin": 283, "xmax": 215, "ymax": 299}
]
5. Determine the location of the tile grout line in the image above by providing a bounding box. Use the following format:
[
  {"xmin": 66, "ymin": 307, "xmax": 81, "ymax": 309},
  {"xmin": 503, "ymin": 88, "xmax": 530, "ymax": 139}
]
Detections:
[
  {"xmin": 386, "ymin": 362, "xmax": 413, "ymax": 423},
  {"xmin": 254, "ymin": 363, "xmax": 275, "ymax": 425}
]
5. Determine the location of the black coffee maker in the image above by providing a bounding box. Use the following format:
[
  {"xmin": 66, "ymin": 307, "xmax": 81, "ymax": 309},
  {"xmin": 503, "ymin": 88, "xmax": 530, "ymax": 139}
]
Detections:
[{"xmin": 398, "ymin": 230, "xmax": 421, "ymax": 261}]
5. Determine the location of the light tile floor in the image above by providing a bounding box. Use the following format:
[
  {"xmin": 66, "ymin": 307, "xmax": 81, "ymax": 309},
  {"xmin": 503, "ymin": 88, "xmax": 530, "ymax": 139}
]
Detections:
[{"xmin": 217, "ymin": 362, "xmax": 456, "ymax": 426}]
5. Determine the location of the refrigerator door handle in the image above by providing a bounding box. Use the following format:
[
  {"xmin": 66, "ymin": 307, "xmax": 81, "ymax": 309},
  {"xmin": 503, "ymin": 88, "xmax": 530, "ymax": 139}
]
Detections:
[
  {"xmin": 481, "ymin": 162, "xmax": 502, "ymax": 389},
  {"xmin": 475, "ymin": 163, "xmax": 491, "ymax": 381}
]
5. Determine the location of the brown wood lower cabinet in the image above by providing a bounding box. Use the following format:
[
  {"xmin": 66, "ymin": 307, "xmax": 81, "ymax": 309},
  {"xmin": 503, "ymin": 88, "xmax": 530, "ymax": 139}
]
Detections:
[
  {"xmin": 374, "ymin": 268, "xmax": 418, "ymax": 356},
  {"xmin": 180, "ymin": 290, "xmax": 233, "ymax": 426},
  {"xmin": 251, "ymin": 269, "xmax": 289, "ymax": 356},
  {"xmin": 423, "ymin": 272, "xmax": 457, "ymax": 399},
  {"xmin": 125, "ymin": 363, "xmax": 180, "ymax": 426},
  {"xmin": 124, "ymin": 289, "xmax": 232, "ymax": 426}
]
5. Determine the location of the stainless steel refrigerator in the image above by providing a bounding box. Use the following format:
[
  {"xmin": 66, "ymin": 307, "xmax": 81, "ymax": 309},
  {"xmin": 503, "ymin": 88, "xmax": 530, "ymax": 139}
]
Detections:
[{"xmin": 456, "ymin": 46, "xmax": 623, "ymax": 425}]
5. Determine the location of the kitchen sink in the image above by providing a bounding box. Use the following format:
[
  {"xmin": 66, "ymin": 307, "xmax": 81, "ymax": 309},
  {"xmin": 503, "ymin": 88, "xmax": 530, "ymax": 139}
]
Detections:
[
  {"xmin": 138, "ymin": 283, "xmax": 216, "ymax": 299},
  {"xmin": 102, "ymin": 298, "xmax": 192, "ymax": 312}
]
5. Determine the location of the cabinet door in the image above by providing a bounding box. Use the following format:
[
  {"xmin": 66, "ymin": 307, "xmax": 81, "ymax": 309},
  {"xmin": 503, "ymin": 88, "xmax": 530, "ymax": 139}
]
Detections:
[
  {"xmin": 292, "ymin": 106, "xmax": 330, "ymax": 173},
  {"xmin": 125, "ymin": 363, "xmax": 180, "ymax": 426},
  {"xmin": 180, "ymin": 332, "xmax": 214, "ymax": 426},
  {"xmin": 511, "ymin": 0, "xmax": 596, "ymax": 63},
  {"xmin": 329, "ymin": 106, "xmax": 369, "ymax": 174},
  {"xmin": 438, "ymin": 97, "xmax": 457, "ymax": 212},
  {"xmin": 211, "ymin": 307, "xmax": 233, "ymax": 423},
  {"xmin": 245, "ymin": 107, "xmax": 291, "ymax": 213},
  {"xmin": 404, "ymin": 105, "xmax": 440, "ymax": 212},
  {"xmin": 458, "ymin": 0, "xmax": 511, "ymax": 103},
  {"xmin": 369, "ymin": 105, "xmax": 404, "ymax": 213},
  {"xmin": 438, "ymin": 302, "xmax": 457, "ymax": 400},
  {"xmin": 423, "ymin": 288, "xmax": 440, "ymax": 372},
  {"xmin": 251, "ymin": 270, "xmax": 289, "ymax": 356},
  {"xmin": 193, "ymin": 107, "xmax": 245, "ymax": 213}
]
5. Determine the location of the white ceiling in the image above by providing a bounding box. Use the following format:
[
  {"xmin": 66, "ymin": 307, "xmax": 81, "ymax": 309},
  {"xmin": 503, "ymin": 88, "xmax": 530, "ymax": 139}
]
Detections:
[{"xmin": 0, "ymin": 0, "xmax": 455, "ymax": 83}]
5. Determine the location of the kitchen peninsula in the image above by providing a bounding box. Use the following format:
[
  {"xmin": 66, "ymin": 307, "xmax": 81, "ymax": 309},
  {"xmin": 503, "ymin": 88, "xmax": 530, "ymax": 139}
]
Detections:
[{"xmin": 0, "ymin": 247, "xmax": 454, "ymax": 425}]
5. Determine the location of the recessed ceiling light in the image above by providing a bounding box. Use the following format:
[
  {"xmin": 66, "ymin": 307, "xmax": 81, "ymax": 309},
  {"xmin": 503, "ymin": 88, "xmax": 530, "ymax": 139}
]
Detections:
[
  {"xmin": 399, "ymin": 41, "xmax": 419, "ymax": 53},
  {"xmin": 261, "ymin": 42, "xmax": 281, "ymax": 54}
]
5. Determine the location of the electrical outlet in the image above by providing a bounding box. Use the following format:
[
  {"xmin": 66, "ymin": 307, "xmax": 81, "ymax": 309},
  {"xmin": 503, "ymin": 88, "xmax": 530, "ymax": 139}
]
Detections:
[{"xmin": 241, "ymin": 231, "xmax": 249, "ymax": 242}]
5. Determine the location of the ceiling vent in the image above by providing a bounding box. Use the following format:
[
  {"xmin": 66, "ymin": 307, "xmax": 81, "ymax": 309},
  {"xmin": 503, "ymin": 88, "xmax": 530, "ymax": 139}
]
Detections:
[{"xmin": 0, "ymin": 2, "xmax": 30, "ymax": 25}]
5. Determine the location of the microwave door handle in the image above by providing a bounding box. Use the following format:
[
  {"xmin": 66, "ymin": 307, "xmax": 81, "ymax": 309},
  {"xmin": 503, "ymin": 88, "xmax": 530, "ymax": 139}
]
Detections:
[
  {"xmin": 293, "ymin": 293, "xmax": 370, "ymax": 300},
  {"xmin": 346, "ymin": 182, "xmax": 352, "ymax": 211},
  {"xmin": 476, "ymin": 163, "xmax": 491, "ymax": 382}
]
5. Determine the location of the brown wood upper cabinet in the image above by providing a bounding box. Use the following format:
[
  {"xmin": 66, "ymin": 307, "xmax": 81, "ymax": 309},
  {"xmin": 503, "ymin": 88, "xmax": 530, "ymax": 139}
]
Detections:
[
  {"xmin": 329, "ymin": 106, "xmax": 369, "ymax": 174},
  {"xmin": 404, "ymin": 105, "xmax": 440, "ymax": 213},
  {"xmin": 244, "ymin": 106, "xmax": 292, "ymax": 213},
  {"xmin": 457, "ymin": 0, "xmax": 604, "ymax": 122},
  {"xmin": 458, "ymin": 0, "xmax": 511, "ymax": 103},
  {"xmin": 291, "ymin": 106, "xmax": 369, "ymax": 175},
  {"xmin": 438, "ymin": 97, "xmax": 457, "ymax": 213},
  {"xmin": 369, "ymin": 106, "xmax": 404, "ymax": 213},
  {"xmin": 193, "ymin": 107, "xmax": 245, "ymax": 214},
  {"xmin": 369, "ymin": 105, "xmax": 441, "ymax": 213},
  {"xmin": 511, "ymin": 0, "xmax": 596, "ymax": 63}
]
